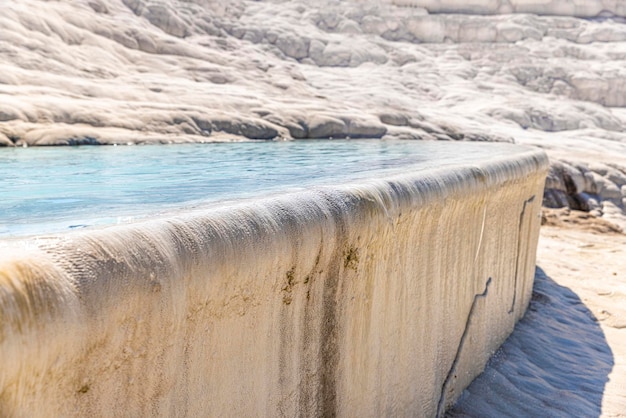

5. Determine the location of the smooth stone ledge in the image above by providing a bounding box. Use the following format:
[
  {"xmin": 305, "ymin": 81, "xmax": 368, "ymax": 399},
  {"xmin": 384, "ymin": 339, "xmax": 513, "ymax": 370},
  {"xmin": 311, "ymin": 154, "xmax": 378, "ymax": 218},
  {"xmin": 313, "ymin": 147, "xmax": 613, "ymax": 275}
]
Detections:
[{"xmin": 0, "ymin": 146, "xmax": 548, "ymax": 417}]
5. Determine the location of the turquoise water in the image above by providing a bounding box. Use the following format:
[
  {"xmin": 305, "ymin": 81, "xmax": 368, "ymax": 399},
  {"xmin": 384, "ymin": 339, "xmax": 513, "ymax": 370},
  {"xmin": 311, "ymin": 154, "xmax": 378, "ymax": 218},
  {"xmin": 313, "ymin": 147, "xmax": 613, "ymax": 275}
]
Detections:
[{"xmin": 0, "ymin": 140, "xmax": 518, "ymax": 237}]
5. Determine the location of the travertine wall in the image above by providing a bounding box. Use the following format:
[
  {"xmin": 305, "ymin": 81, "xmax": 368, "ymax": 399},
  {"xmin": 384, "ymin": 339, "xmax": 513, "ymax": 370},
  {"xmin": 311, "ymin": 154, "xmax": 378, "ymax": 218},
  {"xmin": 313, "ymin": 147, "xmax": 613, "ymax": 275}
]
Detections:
[
  {"xmin": 391, "ymin": 0, "xmax": 626, "ymax": 17},
  {"xmin": 0, "ymin": 148, "xmax": 548, "ymax": 417}
]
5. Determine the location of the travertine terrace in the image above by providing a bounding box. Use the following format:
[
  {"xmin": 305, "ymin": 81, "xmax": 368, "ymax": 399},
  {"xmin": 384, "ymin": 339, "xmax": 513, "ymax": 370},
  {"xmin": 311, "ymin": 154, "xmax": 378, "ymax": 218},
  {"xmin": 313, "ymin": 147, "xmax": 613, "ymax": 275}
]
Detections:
[
  {"xmin": 1, "ymin": 0, "xmax": 625, "ymax": 226},
  {"xmin": 1, "ymin": 0, "xmax": 626, "ymax": 416},
  {"xmin": 0, "ymin": 146, "xmax": 547, "ymax": 416}
]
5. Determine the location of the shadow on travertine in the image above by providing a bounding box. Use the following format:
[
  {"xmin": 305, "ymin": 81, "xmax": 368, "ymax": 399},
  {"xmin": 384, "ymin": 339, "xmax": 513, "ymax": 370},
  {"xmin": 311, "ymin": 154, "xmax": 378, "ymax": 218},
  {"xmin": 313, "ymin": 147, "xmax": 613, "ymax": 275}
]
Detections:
[{"xmin": 447, "ymin": 267, "xmax": 614, "ymax": 417}]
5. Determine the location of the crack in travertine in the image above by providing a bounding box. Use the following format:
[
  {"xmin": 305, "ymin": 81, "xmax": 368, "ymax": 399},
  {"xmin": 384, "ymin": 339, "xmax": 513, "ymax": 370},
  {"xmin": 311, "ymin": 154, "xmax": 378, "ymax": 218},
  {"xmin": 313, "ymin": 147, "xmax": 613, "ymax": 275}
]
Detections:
[
  {"xmin": 509, "ymin": 195, "xmax": 536, "ymax": 314},
  {"xmin": 436, "ymin": 276, "xmax": 493, "ymax": 418}
]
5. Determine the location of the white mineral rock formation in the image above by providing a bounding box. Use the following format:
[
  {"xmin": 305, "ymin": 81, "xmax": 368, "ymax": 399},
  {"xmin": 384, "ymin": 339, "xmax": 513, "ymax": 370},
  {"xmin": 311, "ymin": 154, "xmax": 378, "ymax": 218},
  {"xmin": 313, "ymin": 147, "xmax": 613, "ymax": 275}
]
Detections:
[
  {"xmin": 1, "ymin": 0, "xmax": 625, "ymax": 147},
  {"xmin": 0, "ymin": 148, "xmax": 547, "ymax": 417},
  {"xmin": 1, "ymin": 0, "xmax": 626, "ymax": 228},
  {"xmin": 393, "ymin": 0, "xmax": 626, "ymax": 17},
  {"xmin": 1, "ymin": 0, "xmax": 626, "ymax": 415}
]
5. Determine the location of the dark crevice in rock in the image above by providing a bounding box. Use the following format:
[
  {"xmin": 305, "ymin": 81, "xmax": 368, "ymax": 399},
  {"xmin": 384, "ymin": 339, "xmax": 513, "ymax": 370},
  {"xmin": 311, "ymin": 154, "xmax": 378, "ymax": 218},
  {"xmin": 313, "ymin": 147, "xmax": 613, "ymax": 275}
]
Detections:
[
  {"xmin": 436, "ymin": 276, "xmax": 492, "ymax": 418},
  {"xmin": 65, "ymin": 136, "xmax": 101, "ymax": 146},
  {"xmin": 509, "ymin": 195, "xmax": 535, "ymax": 314}
]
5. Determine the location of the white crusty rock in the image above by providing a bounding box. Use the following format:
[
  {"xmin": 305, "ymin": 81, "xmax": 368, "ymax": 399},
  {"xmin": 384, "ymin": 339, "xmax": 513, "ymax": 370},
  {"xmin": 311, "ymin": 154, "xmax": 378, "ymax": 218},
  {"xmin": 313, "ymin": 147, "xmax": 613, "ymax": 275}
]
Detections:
[
  {"xmin": 1, "ymin": 1, "xmax": 626, "ymax": 416},
  {"xmin": 1, "ymin": 0, "xmax": 626, "ymax": 146},
  {"xmin": 1, "ymin": 0, "xmax": 626, "ymax": 224},
  {"xmin": 392, "ymin": 0, "xmax": 626, "ymax": 17}
]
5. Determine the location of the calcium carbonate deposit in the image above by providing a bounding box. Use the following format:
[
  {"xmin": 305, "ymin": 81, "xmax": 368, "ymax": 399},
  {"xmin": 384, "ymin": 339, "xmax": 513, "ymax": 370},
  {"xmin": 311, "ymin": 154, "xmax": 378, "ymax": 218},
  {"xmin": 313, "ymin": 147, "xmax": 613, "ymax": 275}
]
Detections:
[
  {"xmin": 0, "ymin": 146, "xmax": 547, "ymax": 417},
  {"xmin": 1, "ymin": 0, "xmax": 626, "ymax": 230},
  {"xmin": 1, "ymin": 0, "xmax": 626, "ymax": 416}
]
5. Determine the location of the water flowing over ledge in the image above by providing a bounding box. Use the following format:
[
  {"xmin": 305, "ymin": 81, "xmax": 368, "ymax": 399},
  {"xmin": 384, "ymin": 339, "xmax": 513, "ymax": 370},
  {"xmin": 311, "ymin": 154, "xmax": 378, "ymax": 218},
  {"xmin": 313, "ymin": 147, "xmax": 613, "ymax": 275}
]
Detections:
[
  {"xmin": 0, "ymin": 146, "xmax": 548, "ymax": 417},
  {"xmin": 0, "ymin": 140, "xmax": 535, "ymax": 238}
]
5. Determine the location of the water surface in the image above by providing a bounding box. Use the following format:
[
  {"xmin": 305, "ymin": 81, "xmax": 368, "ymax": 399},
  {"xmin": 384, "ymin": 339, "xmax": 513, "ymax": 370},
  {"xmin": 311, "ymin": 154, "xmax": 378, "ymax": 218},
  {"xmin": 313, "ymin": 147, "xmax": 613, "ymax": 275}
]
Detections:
[{"xmin": 0, "ymin": 140, "xmax": 520, "ymax": 237}]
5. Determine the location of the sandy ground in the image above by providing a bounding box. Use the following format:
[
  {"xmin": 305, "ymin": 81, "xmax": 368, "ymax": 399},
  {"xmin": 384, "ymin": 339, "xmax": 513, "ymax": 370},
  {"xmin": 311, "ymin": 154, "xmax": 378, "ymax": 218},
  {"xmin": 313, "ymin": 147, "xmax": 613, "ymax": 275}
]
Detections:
[{"xmin": 448, "ymin": 222, "xmax": 626, "ymax": 417}]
